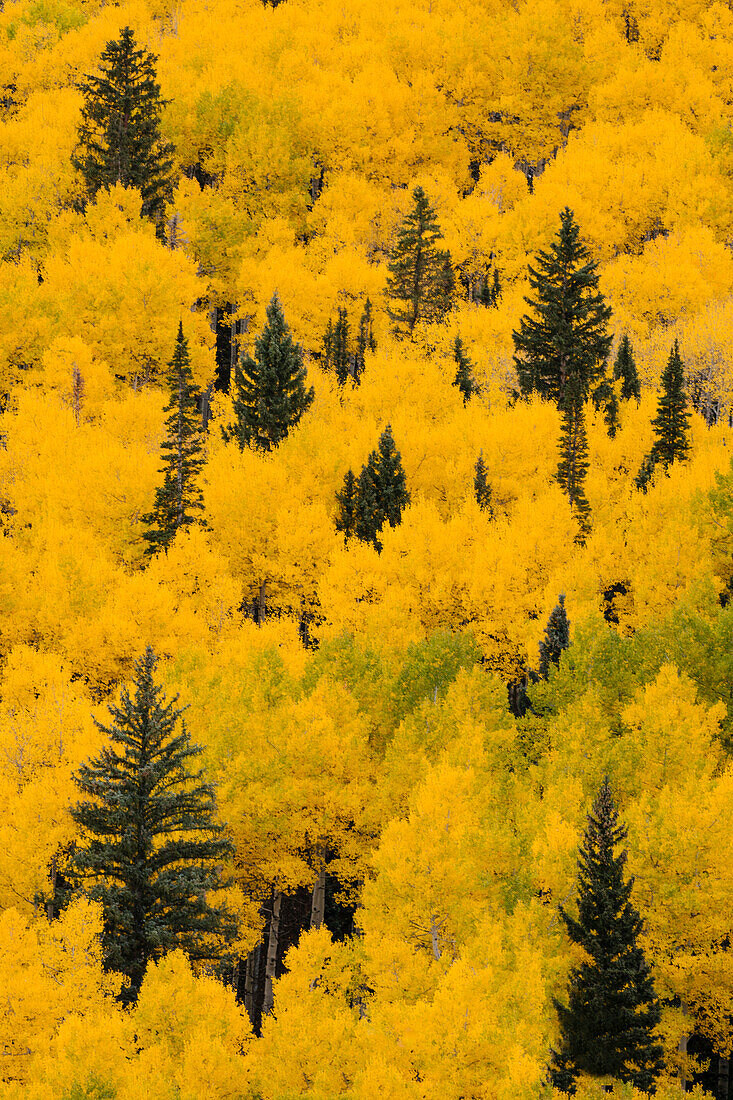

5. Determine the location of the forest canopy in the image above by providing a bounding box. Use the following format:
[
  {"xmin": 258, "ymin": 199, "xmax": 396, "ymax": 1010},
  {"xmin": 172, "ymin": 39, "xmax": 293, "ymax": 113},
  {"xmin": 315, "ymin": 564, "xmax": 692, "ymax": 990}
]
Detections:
[{"xmin": 0, "ymin": 0, "xmax": 733, "ymax": 1094}]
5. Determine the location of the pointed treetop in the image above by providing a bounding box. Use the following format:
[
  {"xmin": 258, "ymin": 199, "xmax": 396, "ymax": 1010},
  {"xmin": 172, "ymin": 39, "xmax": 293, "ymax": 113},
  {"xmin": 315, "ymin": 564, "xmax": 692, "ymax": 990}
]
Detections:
[{"xmin": 538, "ymin": 594, "xmax": 570, "ymax": 679}]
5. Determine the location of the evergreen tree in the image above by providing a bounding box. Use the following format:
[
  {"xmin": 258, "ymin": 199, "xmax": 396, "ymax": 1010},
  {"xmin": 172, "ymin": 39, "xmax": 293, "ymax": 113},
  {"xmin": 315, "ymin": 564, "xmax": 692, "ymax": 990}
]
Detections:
[
  {"xmin": 332, "ymin": 307, "xmax": 351, "ymax": 385},
  {"xmin": 353, "ymin": 465, "xmax": 381, "ymax": 548},
  {"xmin": 354, "ymin": 298, "xmax": 376, "ymax": 382},
  {"xmin": 142, "ymin": 323, "xmax": 205, "ymax": 556},
  {"xmin": 613, "ymin": 334, "xmax": 641, "ymax": 403},
  {"xmin": 557, "ymin": 402, "xmax": 592, "ymax": 537},
  {"xmin": 592, "ymin": 378, "xmax": 620, "ymax": 438},
  {"xmin": 72, "ymin": 27, "xmax": 175, "ymax": 230},
  {"xmin": 335, "ymin": 468, "xmax": 357, "ymax": 539},
  {"xmin": 68, "ymin": 647, "xmax": 236, "ymax": 1002},
  {"xmin": 453, "ymin": 335, "xmax": 478, "ymax": 401},
  {"xmin": 649, "ymin": 340, "xmax": 691, "ymax": 468},
  {"xmin": 367, "ymin": 424, "xmax": 411, "ymax": 531},
  {"xmin": 386, "ymin": 186, "xmax": 455, "ymax": 336},
  {"xmin": 513, "ymin": 208, "xmax": 612, "ymax": 407},
  {"xmin": 634, "ymin": 452, "xmax": 655, "ymax": 494},
  {"xmin": 538, "ymin": 594, "xmax": 570, "ymax": 679},
  {"xmin": 322, "ymin": 317, "xmax": 334, "ymax": 372},
  {"xmin": 225, "ymin": 294, "xmax": 314, "ymax": 452},
  {"xmin": 473, "ymin": 452, "xmax": 493, "ymax": 515},
  {"xmin": 548, "ymin": 778, "xmax": 664, "ymax": 1093}
]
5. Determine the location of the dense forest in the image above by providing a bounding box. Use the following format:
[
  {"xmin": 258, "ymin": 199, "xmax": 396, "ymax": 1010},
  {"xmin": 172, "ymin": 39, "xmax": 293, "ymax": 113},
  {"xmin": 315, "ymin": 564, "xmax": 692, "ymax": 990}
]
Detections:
[{"xmin": 2, "ymin": 0, "xmax": 733, "ymax": 1094}]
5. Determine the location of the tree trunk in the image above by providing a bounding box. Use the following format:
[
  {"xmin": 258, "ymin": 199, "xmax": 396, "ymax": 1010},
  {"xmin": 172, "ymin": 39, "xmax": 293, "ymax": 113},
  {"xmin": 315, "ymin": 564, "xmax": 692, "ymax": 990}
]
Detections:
[
  {"xmin": 257, "ymin": 578, "xmax": 267, "ymax": 624},
  {"xmin": 678, "ymin": 1004, "xmax": 688, "ymax": 1092},
  {"xmin": 243, "ymin": 942, "xmax": 260, "ymax": 1026},
  {"xmin": 262, "ymin": 888, "xmax": 281, "ymax": 1017},
  {"xmin": 719, "ymin": 1054, "xmax": 730, "ymax": 1100},
  {"xmin": 309, "ymin": 855, "xmax": 327, "ymax": 930},
  {"xmin": 46, "ymin": 855, "xmax": 57, "ymax": 921}
]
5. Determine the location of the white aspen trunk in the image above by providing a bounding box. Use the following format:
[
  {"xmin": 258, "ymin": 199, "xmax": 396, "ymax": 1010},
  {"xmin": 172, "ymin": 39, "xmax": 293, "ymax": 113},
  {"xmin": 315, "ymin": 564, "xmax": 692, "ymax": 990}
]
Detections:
[
  {"xmin": 262, "ymin": 889, "xmax": 281, "ymax": 1017},
  {"xmin": 678, "ymin": 1001, "xmax": 688, "ymax": 1092},
  {"xmin": 243, "ymin": 943, "xmax": 260, "ymax": 1025},
  {"xmin": 46, "ymin": 855, "xmax": 57, "ymax": 921},
  {"xmin": 309, "ymin": 855, "xmax": 327, "ymax": 930}
]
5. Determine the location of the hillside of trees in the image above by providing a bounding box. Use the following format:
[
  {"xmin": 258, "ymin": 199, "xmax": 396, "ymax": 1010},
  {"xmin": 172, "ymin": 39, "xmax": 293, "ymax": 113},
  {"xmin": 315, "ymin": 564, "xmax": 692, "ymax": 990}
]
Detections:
[{"xmin": 2, "ymin": 0, "xmax": 733, "ymax": 1094}]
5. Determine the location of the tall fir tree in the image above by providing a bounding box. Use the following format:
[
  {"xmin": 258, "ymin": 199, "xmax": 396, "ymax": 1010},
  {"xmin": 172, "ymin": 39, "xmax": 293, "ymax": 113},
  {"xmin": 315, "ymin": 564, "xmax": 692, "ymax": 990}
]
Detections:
[
  {"xmin": 225, "ymin": 294, "xmax": 314, "ymax": 452},
  {"xmin": 512, "ymin": 208, "xmax": 612, "ymax": 407},
  {"xmin": 538, "ymin": 594, "xmax": 570, "ymax": 678},
  {"xmin": 613, "ymin": 334, "xmax": 641, "ymax": 403},
  {"xmin": 557, "ymin": 402, "xmax": 592, "ymax": 538},
  {"xmin": 72, "ymin": 27, "xmax": 175, "ymax": 230},
  {"xmin": 354, "ymin": 298, "xmax": 376, "ymax": 382},
  {"xmin": 335, "ymin": 426, "xmax": 411, "ymax": 551},
  {"xmin": 142, "ymin": 323, "xmax": 205, "ymax": 556},
  {"xmin": 386, "ymin": 186, "xmax": 455, "ymax": 336},
  {"xmin": 592, "ymin": 378, "xmax": 620, "ymax": 438},
  {"xmin": 548, "ymin": 778, "xmax": 664, "ymax": 1093},
  {"xmin": 649, "ymin": 340, "xmax": 691, "ymax": 468},
  {"xmin": 332, "ymin": 308, "xmax": 351, "ymax": 385},
  {"xmin": 68, "ymin": 647, "xmax": 237, "ymax": 1002},
  {"xmin": 453, "ymin": 335, "xmax": 478, "ymax": 401},
  {"xmin": 335, "ymin": 468, "xmax": 357, "ymax": 540},
  {"xmin": 367, "ymin": 424, "xmax": 411, "ymax": 532},
  {"xmin": 473, "ymin": 452, "xmax": 493, "ymax": 515}
]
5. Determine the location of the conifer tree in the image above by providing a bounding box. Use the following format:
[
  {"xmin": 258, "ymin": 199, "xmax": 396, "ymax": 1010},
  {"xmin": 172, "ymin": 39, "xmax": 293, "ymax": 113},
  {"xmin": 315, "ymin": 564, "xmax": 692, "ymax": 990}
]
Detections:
[
  {"xmin": 354, "ymin": 298, "xmax": 376, "ymax": 382},
  {"xmin": 557, "ymin": 403, "xmax": 592, "ymax": 537},
  {"xmin": 353, "ymin": 465, "xmax": 381, "ymax": 548},
  {"xmin": 368, "ymin": 424, "xmax": 411, "ymax": 532},
  {"xmin": 548, "ymin": 778, "xmax": 664, "ymax": 1093},
  {"xmin": 649, "ymin": 340, "xmax": 691, "ymax": 468},
  {"xmin": 473, "ymin": 452, "xmax": 493, "ymax": 514},
  {"xmin": 68, "ymin": 647, "xmax": 236, "ymax": 1002},
  {"xmin": 72, "ymin": 27, "xmax": 175, "ymax": 230},
  {"xmin": 538, "ymin": 594, "xmax": 570, "ymax": 678},
  {"xmin": 335, "ymin": 468, "xmax": 357, "ymax": 539},
  {"xmin": 613, "ymin": 334, "xmax": 641, "ymax": 403},
  {"xmin": 453, "ymin": 335, "xmax": 478, "ymax": 401},
  {"xmin": 142, "ymin": 323, "xmax": 205, "ymax": 556},
  {"xmin": 592, "ymin": 378, "xmax": 619, "ymax": 438},
  {"xmin": 513, "ymin": 208, "xmax": 612, "ymax": 407},
  {"xmin": 225, "ymin": 294, "xmax": 314, "ymax": 451},
  {"xmin": 386, "ymin": 186, "xmax": 455, "ymax": 336},
  {"xmin": 332, "ymin": 308, "xmax": 351, "ymax": 385},
  {"xmin": 322, "ymin": 317, "xmax": 334, "ymax": 372}
]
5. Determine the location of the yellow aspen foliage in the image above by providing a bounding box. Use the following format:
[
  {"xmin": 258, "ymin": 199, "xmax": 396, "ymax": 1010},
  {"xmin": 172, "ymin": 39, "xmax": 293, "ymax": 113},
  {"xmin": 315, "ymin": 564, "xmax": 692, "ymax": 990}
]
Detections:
[
  {"xmin": 0, "ymin": 646, "xmax": 99, "ymax": 914},
  {"xmin": 0, "ymin": 898, "xmax": 118, "ymax": 1086}
]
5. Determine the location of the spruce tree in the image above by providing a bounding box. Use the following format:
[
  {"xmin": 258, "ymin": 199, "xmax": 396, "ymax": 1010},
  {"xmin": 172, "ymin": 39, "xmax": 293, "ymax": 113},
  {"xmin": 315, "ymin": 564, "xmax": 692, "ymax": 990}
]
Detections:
[
  {"xmin": 142, "ymin": 323, "xmax": 205, "ymax": 556},
  {"xmin": 592, "ymin": 378, "xmax": 619, "ymax": 438},
  {"xmin": 548, "ymin": 778, "xmax": 664, "ymax": 1093},
  {"xmin": 557, "ymin": 402, "xmax": 592, "ymax": 538},
  {"xmin": 354, "ymin": 298, "xmax": 376, "ymax": 382},
  {"xmin": 513, "ymin": 208, "xmax": 612, "ymax": 407},
  {"xmin": 386, "ymin": 186, "xmax": 455, "ymax": 336},
  {"xmin": 72, "ymin": 27, "xmax": 175, "ymax": 230},
  {"xmin": 367, "ymin": 424, "xmax": 411, "ymax": 532},
  {"xmin": 225, "ymin": 294, "xmax": 314, "ymax": 451},
  {"xmin": 332, "ymin": 307, "xmax": 351, "ymax": 385},
  {"xmin": 353, "ymin": 465, "xmax": 381, "ymax": 548},
  {"xmin": 453, "ymin": 335, "xmax": 478, "ymax": 401},
  {"xmin": 68, "ymin": 647, "xmax": 236, "ymax": 1002},
  {"xmin": 538, "ymin": 594, "xmax": 570, "ymax": 679},
  {"xmin": 473, "ymin": 452, "xmax": 493, "ymax": 515},
  {"xmin": 335, "ymin": 468, "xmax": 357, "ymax": 539},
  {"xmin": 649, "ymin": 340, "xmax": 691, "ymax": 469},
  {"xmin": 613, "ymin": 334, "xmax": 641, "ymax": 403}
]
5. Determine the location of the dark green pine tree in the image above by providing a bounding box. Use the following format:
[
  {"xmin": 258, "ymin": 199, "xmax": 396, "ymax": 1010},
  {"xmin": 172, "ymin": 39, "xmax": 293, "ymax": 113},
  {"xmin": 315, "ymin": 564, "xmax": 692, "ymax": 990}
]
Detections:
[
  {"xmin": 68, "ymin": 647, "xmax": 237, "ymax": 1003},
  {"xmin": 332, "ymin": 307, "xmax": 351, "ymax": 385},
  {"xmin": 225, "ymin": 293, "xmax": 314, "ymax": 452},
  {"xmin": 453, "ymin": 335, "xmax": 478, "ymax": 402},
  {"xmin": 592, "ymin": 378, "xmax": 620, "ymax": 439},
  {"xmin": 613, "ymin": 334, "xmax": 641, "ymax": 403},
  {"xmin": 513, "ymin": 208, "xmax": 612, "ymax": 407},
  {"xmin": 386, "ymin": 186, "xmax": 455, "ymax": 337},
  {"xmin": 322, "ymin": 317, "xmax": 334, "ymax": 372},
  {"xmin": 353, "ymin": 465, "xmax": 381, "ymax": 548},
  {"xmin": 557, "ymin": 402, "xmax": 592, "ymax": 538},
  {"xmin": 368, "ymin": 424, "xmax": 411, "ymax": 532},
  {"xmin": 537, "ymin": 593, "xmax": 570, "ymax": 679},
  {"xmin": 142, "ymin": 323, "xmax": 205, "ymax": 556},
  {"xmin": 649, "ymin": 340, "xmax": 691, "ymax": 469},
  {"xmin": 354, "ymin": 298, "xmax": 376, "ymax": 383},
  {"xmin": 72, "ymin": 27, "xmax": 175, "ymax": 230},
  {"xmin": 548, "ymin": 778, "xmax": 664, "ymax": 1093},
  {"xmin": 473, "ymin": 452, "xmax": 493, "ymax": 515},
  {"xmin": 335, "ymin": 468, "xmax": 357, "ymax": 540}
]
